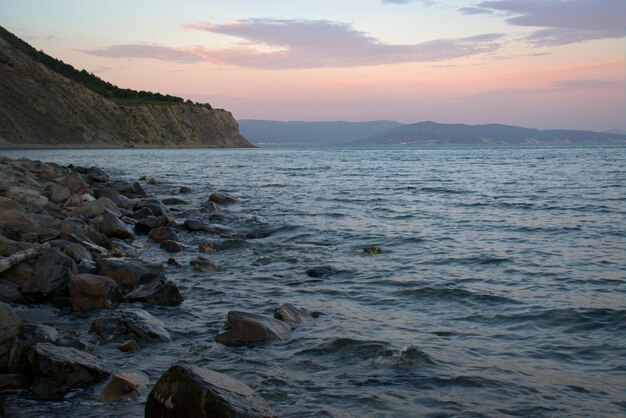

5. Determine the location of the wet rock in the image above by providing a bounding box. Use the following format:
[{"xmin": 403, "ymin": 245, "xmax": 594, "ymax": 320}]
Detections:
[
  {"xmin": 184, "ymin": 219, "xmax": 207, "ymax": 231},
  {"xmin": 201, "ymin": 201, "xmax": 221, "ymax": 212},
  {"xmin": 149, "ymin": 227, "xmax": 180, "ymax": 243},
  {"xmin": 273, "ymin": 303, "xmax": 311, "ymax": 329},
  {"xmin": 102, "ymin": 372, "xmax": 148, "ymax": 402},
  {"xmin": 305, "ymin": 266, "xmax": 336, "ymax": 278},
  {"xmin": 112, "ymin": 181, "xmax": 136, "ymax": 196},
  {"xmin": 8, "ymin": 323, "xmax": 60, "ymax": 373},
  {"xmin": 136, "ymin": 199, "xmax": 168, "ymax": 217},
  {"xmin": 68, "ymin": 274, "xmax": 121, "ymax": 312},
  {"xmin": 90, "ymin": 308, "xmax": 171, "ymax": 343},
  {"xmin": 179, "ymin": 186, "xmax": 192, "ymax": 194},
  {"xmin": 145, "ymin": 362, "xmax": 278, "ymax": 418},
  {"xmin": 0, "ymin": 208, "xmax": 38, "ymax": 242},
  {"xmin": 132, "ymin": 207, "xmax": 154, "ymax": 220},
  {"xmin": 162, "ymin": 197, "xmax": 189, "ymax": 206},
  {"xmin": 0, "ymin": 262, "xmax": 32, "ymax": 290},
  {"xmin": 0, "ymin": 373, "xmax": 29, "ymax": 393},
  {"xmin": 363, "ymin": 246, "xmax": 383, "ymax": 255},
  {"xmin": 22, "ymin": 248, "xmax": 77, "ymax": 299},
  {"xmin": 209, "ymin": 192, "xmax": 236, "ymax": 204},
  {"xmin": 96, "ymin": 212, "xmax": 135, "ymax": 240},
  {"xmin": 71, "ymin": 197, "xmax": 119, "ymax": 218},
  {"xmin": 167, "ymin": 258, "xmax": 182, "ymax": 267},
  {"xmin": 6, "ymin": 186, "xmax": 48, "ymax": 207},
  {"xmin": 0, "ymin": 234, "xmax": 34, "ymax": 257},
  {"xmin": 95, "ymin": 257, "xmax": 164, "ymax": 290},
  {"xmin": 117, "ymin": 339, "xmax": 140, "ymax": 352},
  {"xmin": 139, "ymin": 176, "xmax": 156, "ymax": 185},
  {"xmin": 160, "ymin": 240, "xmax": 185, "ymax": 253},
  {"xmin": 215, "ymin": 311, "xmax": 291, "ymax": 346},
  {"xmin": 198, "ymin": 242, "xmax": 217, "ymax": 253},
  {"xmin": 0, "ymin": 303, "xmax": 20, "ymax": 371},
  {"xmin": 135, "ymin": 216, "xmax": 158, "ymax": 234},
  {"xmin": 87, "ymin": 167, "xmax": 110, "ymax": 183},
  {"xmin": 124, "ymin": 279, "xmax": 183, "ymax": 305},
  {"xmin": 28, "ymin": 342, "xmax": 110, "ymax": 399},
  {"xmin": 60, "ymin": 175, "xmax": 91, "ymax": 194},
  {"xmin": 190, "ymin": 257, "xmax": 217, "ymax": 272},
  {"xmin": 61, "ymin": 242, "xmax": 94, "ymax": 266},
  {"xmin": 132, "ymin": 182, "xmax": 146, "ymax": 197},
  {"xmin": 109, "ymin": 239, "xmax": 140, "ymax": 258},
  {"xmin": 155, "ymin": 213, "xmax": 176, "ymax": 228},
  {"xmin": 184, "ymin": 219, "xmax": 234, "ymax": 235}
]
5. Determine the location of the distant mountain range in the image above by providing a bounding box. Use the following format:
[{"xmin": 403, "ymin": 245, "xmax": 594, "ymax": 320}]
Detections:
[
  {"xmin": 238, "ymin": 120, "xmax": 403, "ymax": 145},
  {"xmin": 240, "ymin": 119, "xmax": 626, "ymax": 146}
]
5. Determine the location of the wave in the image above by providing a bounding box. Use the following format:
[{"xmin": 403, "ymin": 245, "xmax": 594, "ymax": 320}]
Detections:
[{"xmin": 394, "ymin": 286, "xmax": 515, "ymax": 304}]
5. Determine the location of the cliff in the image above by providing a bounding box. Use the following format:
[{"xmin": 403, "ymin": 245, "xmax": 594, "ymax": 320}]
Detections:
[{"xmin": 0, "ymin": 28, "xmax": 252, "ymax": 147}]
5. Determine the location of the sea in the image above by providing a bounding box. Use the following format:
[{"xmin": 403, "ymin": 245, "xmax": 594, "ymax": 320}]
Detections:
[{"xmin": 1, "ymin": 144, "xmax": 624, "ymax": 417}]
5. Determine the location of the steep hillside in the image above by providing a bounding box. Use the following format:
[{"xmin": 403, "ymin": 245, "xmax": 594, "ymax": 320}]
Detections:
[
  {"xmin": 0, "ymin": 27, "xmax": 252, "ymax": 147},
  {"xmin": 353, "ymin": 121, "xmax": 626, "ymax": 145},
  {"xmin": 239, "ymin": 120, "xmax": 403, "ymax": 145}
]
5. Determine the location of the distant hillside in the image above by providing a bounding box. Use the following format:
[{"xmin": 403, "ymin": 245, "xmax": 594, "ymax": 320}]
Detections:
[
  {"xmin": 353, "ymin": 121, "xmax": 626, "ymax": 145},
  {"xmin": 239, "ymin": 120, "xmax": 403, "ymax": 145},
  {"xmin": 0, "ymin": 26, "xmax": 251, "ymax": 147}
]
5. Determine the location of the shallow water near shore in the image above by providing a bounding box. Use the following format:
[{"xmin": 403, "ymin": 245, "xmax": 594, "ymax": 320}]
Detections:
[{"xmin": 1, "ymin": 144, "xmax": 625, "ymax": 417}]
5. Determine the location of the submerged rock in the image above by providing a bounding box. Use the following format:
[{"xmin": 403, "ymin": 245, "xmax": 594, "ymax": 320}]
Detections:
[
  {"xmin": 215, "ymin": 311, "xmax": 291, "ymax": 346},
  {"xmin": 90, "ymin": 308, "xmax": 171, "ymax": 343},
  {"xmin": 68, "ymin": 274, "xmax": 121, "ymax": 312},
  {"xmin": 124, "ymin": 279, "xmax": 183, "ymax": 306},
  {"xmin": 145, "ymin": 362, "xmax": 277, "ymax": 418},
  {"xmin": 28, "ymin": 342, "xmax": 110, "ymax": 399},
  {"xmin": 101, "ymin": 372, "xmax": 148, "ymax": 402},
  {"xmin": 161, "ymin": 197, "xmax": 189, "ymax": 206},
  {"xmin": 305, "ymin": 266, "xmax": 336, "ymax": 278},
  {"xmin": 160, "ymin": 240, "xmax": 185, "ymax": 253},
  {"xmin": 95, "ymin": 257, "xmax": 164, "ymax": 290},
  {"xmin": 149, "ymin": 227, "xmax": 180, "ymax": 243},
  {"xmin": 273, "ymin": 303, "xmax": 311, "ymax": 329},
  {"xmin": 208, "ymin": 192, "xmax": 236, "ymax": 204},
  {"xmin": 179, "ymin": 186, "xmax": 192, "ymax": 194}
]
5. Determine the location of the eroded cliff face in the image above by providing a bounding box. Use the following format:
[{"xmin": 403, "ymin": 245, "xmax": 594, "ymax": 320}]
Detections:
[{"xmin": 0, "ymin": 36, "xmax": 252, "ymax": 147}]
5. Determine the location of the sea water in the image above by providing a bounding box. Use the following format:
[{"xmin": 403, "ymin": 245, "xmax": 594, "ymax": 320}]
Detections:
[{"xmin": 1, "ymin": 145, "xmax": 624, "ymax": 417}]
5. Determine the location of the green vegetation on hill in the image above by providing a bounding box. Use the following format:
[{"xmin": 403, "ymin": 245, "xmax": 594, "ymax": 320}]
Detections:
[{"xmin": 0, "ymin": 25, "xmax": 183, "ymax": 105}]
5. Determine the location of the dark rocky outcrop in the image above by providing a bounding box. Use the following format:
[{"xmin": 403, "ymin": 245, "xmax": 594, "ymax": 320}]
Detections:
[
  {"xmin": 90, "ymin": 308, "xmax": 171, "ymax": 343},
  {"xmin": 95, "ymin": 257, "xmax": 164, "ymax": 290},
  {"xmin": 124, "ymin": 279, "xmax": 183, "ymax": 306},
  {"xmin": 215, "ymin": 311, "xmax": 291, "ymax": 346},
  {"xmin": 145, "ymin": 362, "xmax": 277, "ymax": 418},
  {"xmin": 28, "ymin": 342, "xmax": 110, "ymax": 399},
  {"xmin": 101, "ymin": 372, "xmax": 148, "ymax": 402},
  {"xmin": 209, "ymin": 193, "xmax": 237, "ymax": 205},
  {"xmin": 273, "ymin": 303, "xmax": 311, "ymax": 329},
  {"xmin": 149, "ymin": 227, "xmax": 180, "ymax": 244},
  {"xmin": 160, "ymin": 240, "xmax": 186, "ymax": 253},
  {"xmin": 22, "ymin": 247, "xmax": 77, "ymax": 299},
  {"xmin": 68, "ymin": 274, "xmax": 121, "ymax": 312}
]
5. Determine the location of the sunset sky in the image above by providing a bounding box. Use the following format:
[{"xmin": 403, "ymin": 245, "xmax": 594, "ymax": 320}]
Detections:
[{"xmin": 1, "ymin": 0, "xmax": 624, "ymax": 131}]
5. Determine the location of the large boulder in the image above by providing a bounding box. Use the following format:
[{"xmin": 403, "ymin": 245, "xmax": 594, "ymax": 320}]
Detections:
[
  {"xmin": 28, "ymin": 343, "xmax": 110, "ymax": 399},
  {"xmin": 124, "ymin": 280, "xmax": 183, "ymax": 306},
  {"xmin": 215, "ymin": 311, "xmax": 291, "ymax": 346},
  {"xmin": 68, "ymin": 274, "xmax": 121, "ymax": 312},
  {"xmin": 43, "ymin": 183, "xmax": 71, "ymax": 204},
  {"xmin": 149, "ymin": 227, "xmax": 180, "ymax": 243},
  {"xmin": 95, "ymin": 257, "xmax": 164, "ymax": 290},
  {"xmin": 90, "ymin": 308, "xmax": 171, "ymax": 343},
  {"xmin": 0, "ymin": 303, "xmax": 20, "ymax": 371},
  {"xmin": 6, "ymin": 186, "xmax": 48, "ymax": 207},
  {"xmin": 22, "ymin": 247, "xmax": 77, "ymax": 299},
  {"xmin": 145, "ymin": 363, "xmax": 277, "ymax": 418},
  {"xmin": 70, "ymin": 197, "xmax": 119, "ymax": 218},
  {"xmin": 95, "ymin": 212, "xmax": 135, "ymax": 240},
  {"xmin": 208, "ymin": 192, "xmax": 236, "ymax": 204},
  {"xmin": 273, "ymin": 303, "xmax": 311, "ymax": 329},
  {"xmin": 0, "ymin": 234, "xmax": 34, "ymax": 257}
]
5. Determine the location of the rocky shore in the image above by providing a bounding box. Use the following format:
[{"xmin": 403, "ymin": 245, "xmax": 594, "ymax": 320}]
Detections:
[{"xmin": 0, "ymin": 156, "xmax": 311, "ymax": 417}]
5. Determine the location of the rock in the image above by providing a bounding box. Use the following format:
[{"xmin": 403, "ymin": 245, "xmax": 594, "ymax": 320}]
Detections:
[
  {"xmin": 132, "ymin": 182, "xmax": 146, "ymax": 196},
  {"xmin": 0, "ymin": 196, "xmax": 24, "ymax": 212},
  {"xmin": 0, "ymin": 303, "xmax": 20, "ymax": 371},
  {"xmin": 96, "ymin": 212, "xmax": 135, "ymax": 240},
  {"xmin": 22, "ymin": 247, "xmax": 77, "ymax": 299},
  {"xmin": 102, "ymin": 372, "xmax": 148, "ymax": 402},
  {"xmin": 155, "ymin": 213, "xmax": 176, "ymax": 228},
  {"xmin": 43, "ymin": 183, "xmax": 71, "ymax": 204},
  {"xmin": 60, "ymin": 175, "xmax": 91, "ymax": 194},
  {"xmin": 95, "ymin": 257, "xmax": 164, "ymax": 290},
  {"xmin": 28, "ymin": 342, "xmax": 110, "ymax": 399},
  {"xmin": 363, "ymin": 246, "xmax": 382, "ymax": 255},
  {"xmin": 68, "ymin": 274, "xmax": 121, "ymax": 312},
  {"xmin": 6, "ymin": 186, "xmax": 48, "ymax": 207},
  {"xmin": 135, "ymin": 216, "xmax": 158, "ymax": 234},
  {"xmin": 145, "ymin": 362, "xmax": 277, "ymax": 418},
  {"xmin": 184, "ymin": 219, "xmax": 207, "ymax": 231},
  {"xmin": 8, "ymin": 323, "xmax": 60, "ymax": 373},
  {"xmin": 149, "ymin": 227, "xmax": 180, "ymax": 243},
  {"xmin": 198, "ymin": 242, "xmax": 217, "ymax": 253},
  {"xmin": 273, "ymin": 303, "xmax": 311, "ymax": 329},
  {"xmin": 167, "ymin": 258, "xmax": 182, "ymax": 267},
  {"xmin": 190, "ymin": 257, "xmax": 217, "ymax": 272},
  {"xmin": 0, "ymin": 373, "xmax": 29, "ymax": 393},
  {"xmin": 112, "ymin": 181, "xmax": 136, "ymax": 196},
  {"xmin": 215, "ymin": 311, "xmax": 291, "ymax": 346},
  {"xmin": 0, "ymin": 280, "xmax": 24, "ymax": 303},
  {"xmin": 161, "ymin": 197, "xmax": 189, "ymax": 206},
  {"xmin": 61, "ymin": 242, "xmax": 94, "ymax": 266},
  {"xmin": 0, "ymin": 234, "xmax": 34, "ymax": 257},
  {"xmin": 124, "ymin": 280, "xmax": 183, "ymax": 306},
  {"xmin": 132, "ymin": 207, "xmax": 154, "ymax": 220},
  {"xmin": 109, "ymin": 239, "xmax": 140, "ymax": 258},
  {"xmin": 139, "ymin": 176, "xmax": 156, "ymax": 185},
  {"xmin": 184, "ymin": 219, "xmax": 233, "ymax": 235},
  {"xmin": 305, "ymin": 266, "xmax": 336, "ymax": 278},
  {"xmin": 90, "ymin": 308, "xmax": 171, "ymax": 343},
  {"xmin": 179, "ymin": 186, "xmax": 192, "ymax": 194},
  {"xmin": 0, "ymin": 209, "xmax": 38, "ymax": 242},
  {"xmin": 117, "ymin": 339, "xmax": 140, "ymax": 352},
  {"xmin": 209, "ymin": 192, "xmax": 236, "ymax": 204},
  {"xmin": 94, "ymin": 188, "xmax": 122, "ymax": 205},
  {"xmin": 71, "ymin": 197, "xmax": 119, "ymax": 218},
  {"xmin": 87, "ymin": 167, "xmax": 110, "ymax": 183},
  {"xmin": 0, "ymin": 262, "xmax": 32, "ymax": 290},
  {"xmin": 201, "ymin": 201, "xmax": 221, "ymax": 212},
  {"xmin": 160, "ymin": 240, "xmax": 185, "ymax": 253},
  {"xmin": 136, "ymin": 199, "xmax": 169, "ymax": 217}
]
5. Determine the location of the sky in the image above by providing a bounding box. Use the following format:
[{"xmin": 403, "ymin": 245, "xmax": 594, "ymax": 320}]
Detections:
[{"xmin": 1, "ymin": 0, "xmax": 624, "ymax": 131}]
